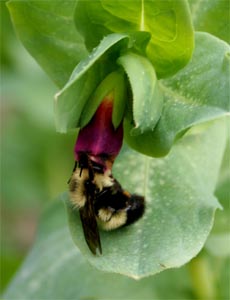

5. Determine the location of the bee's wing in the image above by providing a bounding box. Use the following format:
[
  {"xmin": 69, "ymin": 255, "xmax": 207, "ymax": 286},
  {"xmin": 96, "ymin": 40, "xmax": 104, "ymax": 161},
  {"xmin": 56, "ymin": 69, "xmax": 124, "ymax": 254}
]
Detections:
[{"xmin": 79, "ymin": 192, "xmax": 102, "ymax": 255}]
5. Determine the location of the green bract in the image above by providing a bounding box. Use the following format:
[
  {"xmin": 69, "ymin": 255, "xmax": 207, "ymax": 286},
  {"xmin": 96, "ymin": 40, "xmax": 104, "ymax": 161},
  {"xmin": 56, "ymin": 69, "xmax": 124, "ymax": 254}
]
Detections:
[
  {"xmin": 124, "ymin": 32, "xmax": 230, "ymax": 157},
  {"xmin": 54, "ymin": 33, "xmax": 129, "ymax": 132},
  {"xmin": 79, "ymin": 70, "xmax": 127, "ymax": 129},
  {"xmin": 75, "ymin": 0, "xmax": 194, "ymax": 78},
  {"xmin": 117, "ymin": 52, "xmax": 163, "ymax": 135},
  {"xmin": 8, "ymin": 0, "xmax": 195, "ymax": 147},
  {"xmin": 9, "ymin": 1, "xmax": 229, "ymax": 156}
]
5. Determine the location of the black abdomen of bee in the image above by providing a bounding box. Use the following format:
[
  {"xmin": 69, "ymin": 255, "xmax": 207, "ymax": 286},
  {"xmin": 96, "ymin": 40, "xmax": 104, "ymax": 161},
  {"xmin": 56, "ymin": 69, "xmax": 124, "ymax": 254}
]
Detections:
[{"xmin": 125, "ymin": 194, "xmax": 145, "ymax": 226}]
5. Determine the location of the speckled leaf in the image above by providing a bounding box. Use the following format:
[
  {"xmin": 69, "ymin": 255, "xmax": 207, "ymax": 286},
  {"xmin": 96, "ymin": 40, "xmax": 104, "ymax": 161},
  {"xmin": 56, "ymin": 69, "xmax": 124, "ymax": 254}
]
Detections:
[
  {"xmin": 2, "ymin": 121, "xmax": 227, "ymax": 300},
  {"xmin": 55, "ymin": 33, "xmax": 129, "ymax": 132},
  {"xmin": 205, "ymin": 121, "xmax": 230, "ymax": 258},
  {"xmin": 124, "ymin": 32, "xmax": 230, "ymax": 157},
  {"xmin": 3, "ymin": 199, "xmax": 194, "ymax": 300},
  {"xmin": 74, "ymin": 0, "xmax": 194, "ymax": 78},
  {"xmin": 117, "ymin": 52, "xmax": 163, "ymax": 134},
  {"xmin": 65, "ymin": 119, "xmax": 226, "ymax": 278},
  {"xmin": 7, "ymin": 0, "xmax": 88, "ymax": 87}
]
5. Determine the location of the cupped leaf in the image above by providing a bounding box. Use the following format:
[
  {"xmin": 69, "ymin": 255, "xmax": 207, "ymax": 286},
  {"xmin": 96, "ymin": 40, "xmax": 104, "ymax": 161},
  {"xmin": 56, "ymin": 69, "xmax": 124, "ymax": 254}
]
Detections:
[
  {"xmin": 117, "ymin": 52, "xmax": 163, "ymax": 134},
  {"xmin": 65, "ymin": 119, "xmax": 226, "ymax": 279},
  {"xmin": 124, "ymin": 32, "xmax": 230, "ymax": 157},
  {"xmin": 74, "ymin": 0, "xmax": 194, "ymax": 78},
  {"xmin": 188, "ymin": 0, "xmax": 230, "ymax": 44},
  {"xmin": 3, "ymin": 199, "xmax": 194, "ymax": 300},
  {"xmin": 55, "ymin": 33, "xmax": 129, "ymax": 132},
  {"xmin": 7, "ymin": 0, "xmax": 88, "ymax": 87}
]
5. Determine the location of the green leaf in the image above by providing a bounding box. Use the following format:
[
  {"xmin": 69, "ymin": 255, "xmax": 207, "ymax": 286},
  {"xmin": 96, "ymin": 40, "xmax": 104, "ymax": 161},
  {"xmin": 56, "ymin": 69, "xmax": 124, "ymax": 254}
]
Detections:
[
  {"xmin": 205, "ymin": 120, "xmax": 230, "ymax": 258},
  {"xmin": 74, "ymin": 0, "xmax": 194, "ymax": 78},
  {"xmin": 124, "ymin": 32, "xmax": 230, "ymax": 157},
  {"xmin": 7, "ymin": 0, "xmax": 88, "ymax": 87},
  {"xmin": 117, "ymin": 52, "xmax": 163, "ymax": 134},
  {"xmin": 215, "ymin": 128, "xmax": 230, "ymax": 206},
  {"xmin": 188, "ymin": 0, "xmax": 230, "ymax": 43},
  {"xmin": 3, "ymin": 200, "xmax": 195, "ymax": 300},
  {"xmin": 65, "ymin": 119, "xmax": 225, "ymax": 278},
  {"xmin": 55, "ymin": 33, "xmax": 129, "ymax": 132}
]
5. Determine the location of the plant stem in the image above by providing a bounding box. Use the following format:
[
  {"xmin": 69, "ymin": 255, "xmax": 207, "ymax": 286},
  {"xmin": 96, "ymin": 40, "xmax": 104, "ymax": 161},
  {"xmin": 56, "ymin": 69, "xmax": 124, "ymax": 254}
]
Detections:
[{"xmin": 188, "ymin": 256, "xmax": 216, "ymax": 300}]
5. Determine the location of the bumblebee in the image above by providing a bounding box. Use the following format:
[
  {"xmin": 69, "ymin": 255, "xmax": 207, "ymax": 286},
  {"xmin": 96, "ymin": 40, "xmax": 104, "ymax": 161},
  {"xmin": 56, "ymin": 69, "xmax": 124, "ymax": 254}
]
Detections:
[{"xmin": 68, "ymin": 152, "xmax": 145, "ymax": 255}]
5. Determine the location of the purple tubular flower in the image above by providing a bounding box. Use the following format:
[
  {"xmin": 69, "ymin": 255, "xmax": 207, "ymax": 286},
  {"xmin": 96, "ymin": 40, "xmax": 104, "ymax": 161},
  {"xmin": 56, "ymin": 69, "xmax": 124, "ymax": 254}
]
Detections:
[{"xmin": 74, "ymin": 96, "xmax": 123, "ymax": 171}]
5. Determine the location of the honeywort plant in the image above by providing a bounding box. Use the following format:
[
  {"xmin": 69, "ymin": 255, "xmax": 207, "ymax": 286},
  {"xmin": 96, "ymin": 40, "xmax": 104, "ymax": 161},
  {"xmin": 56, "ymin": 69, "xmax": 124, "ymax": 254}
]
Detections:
[{"xmin": 4, "ymin": 0, "xmax": 229, "ymax": 299}]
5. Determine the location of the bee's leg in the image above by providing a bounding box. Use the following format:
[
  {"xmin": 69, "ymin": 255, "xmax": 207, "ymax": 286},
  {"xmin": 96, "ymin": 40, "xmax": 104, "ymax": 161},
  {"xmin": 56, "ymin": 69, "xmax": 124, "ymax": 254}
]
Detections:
[
  {"xmin": 72, "ymin": 161, "xmax": 78, "ymax": 172},
  {"xmin": 79, "ymin": 166, "xmax": 83, "ymax": 177},
  {"xmin": 67, "ymin": 161, "xmax": 78, "ymax": 184},
  {"xmin": 86, "ymin": 157, "xmax": 95, "ymax": 182}
]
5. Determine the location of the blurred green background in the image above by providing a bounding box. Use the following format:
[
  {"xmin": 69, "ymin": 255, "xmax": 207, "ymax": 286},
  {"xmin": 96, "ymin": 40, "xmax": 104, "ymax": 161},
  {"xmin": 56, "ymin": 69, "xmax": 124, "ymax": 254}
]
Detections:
[{"xmin": 1, "ymin": 1, "xmax": 76, "ymax": 291}]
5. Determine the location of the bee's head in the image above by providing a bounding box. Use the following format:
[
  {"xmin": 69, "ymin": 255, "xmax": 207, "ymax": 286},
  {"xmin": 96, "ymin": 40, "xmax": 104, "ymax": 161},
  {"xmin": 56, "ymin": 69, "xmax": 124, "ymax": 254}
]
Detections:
[{"xmin": 77, "ymin": 151, "xmax": 114, "ymax": 175}]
